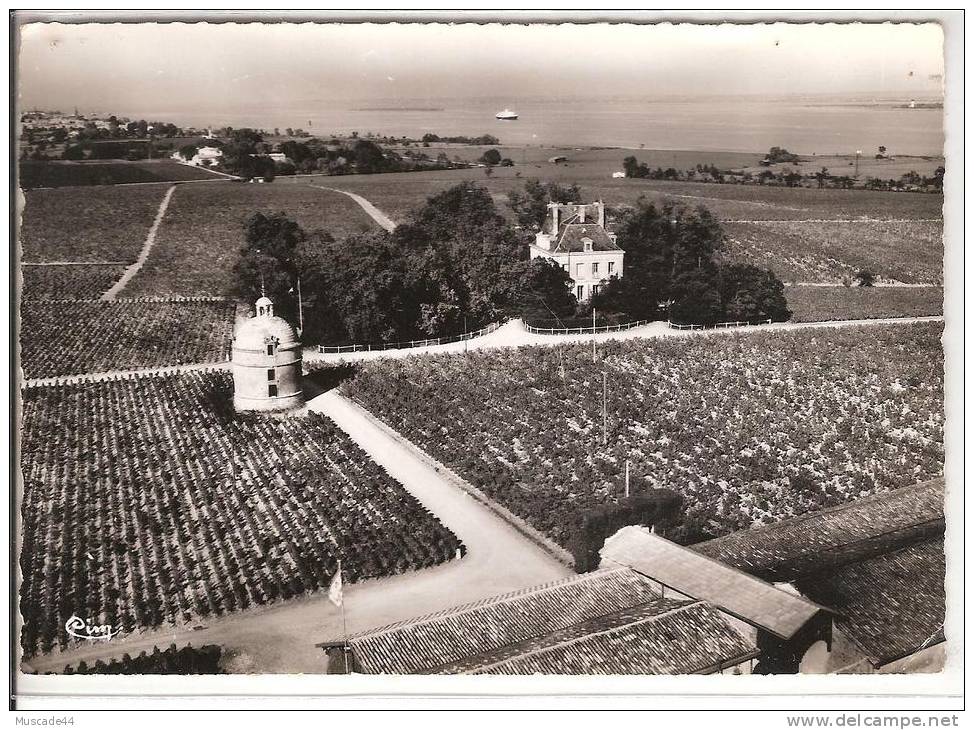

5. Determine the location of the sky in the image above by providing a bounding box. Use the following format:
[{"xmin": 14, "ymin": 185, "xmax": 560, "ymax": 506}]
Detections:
[{"xmin": 17, "ymin": 21, "xmax": 945, "ymax": 114}]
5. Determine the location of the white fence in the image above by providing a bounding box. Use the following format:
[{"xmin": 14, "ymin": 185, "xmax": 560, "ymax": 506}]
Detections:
[
  {"xmin": 524, "ymin": 319, "xmax": 651, "ymax": 335},
  {"xmin": 666, "ymin": 318, "xmax": 773, "ymax": 331},
  {"xmin": 316, "ymin": 322, "xmax": 501, "ymax": 354}
]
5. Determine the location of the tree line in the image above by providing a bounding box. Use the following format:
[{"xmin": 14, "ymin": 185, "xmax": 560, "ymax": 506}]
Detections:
[{"xmin": 232, "ymin": 180, "xmax": 791, "ymax": 343}]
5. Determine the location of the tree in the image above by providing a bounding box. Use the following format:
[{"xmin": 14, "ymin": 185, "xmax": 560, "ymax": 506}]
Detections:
[
  {"xmin": 669, "ymin": 268, "xmax": 723, "ymax": 325},
  {"xmin": 856, "ymin": 269, "xmax": 876, "ymax": 287},
  {"xmin": 480, "ymin": 148, "xmax": 502, "ymax": 166},
  {"xmin": 507, "ymin": 179, "xmax": 583, "ymax": 230},
  {"xmin": 514, "ymin": 258, "xmax": 577, "ymax": 322},
  {"xmin": 719, "ymin": 263, "xmax": 792, "ymax": 322},
  {"xmin": 622, "ymin": 155, "xmax": 640, "ymax": 178},
  {"xmin": 220, "ymin": 128, "xmax": 265, "ymax": 177},
  {"xmin": 815, "ymin": 167, "xmax": 830, "ymax": 188},
  {"xmin": 231, "ymin": 212, "xmax": 306, "ymax": 310}
]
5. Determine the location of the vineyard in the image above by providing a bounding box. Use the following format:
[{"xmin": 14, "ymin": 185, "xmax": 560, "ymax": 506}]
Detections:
[
  {"xmin": 20, "ymin": 300, "xmax": 236, "ymax": 379},
  {"xmin": 57, "ymin": 644, "xmax": 225, "ymax": 675},
  {"xmin": 19, "ymin": 184, "xmax": 170, "ymax": 263},
  {"xmin": 19, "ymin": 370, "xmax": 462, "ymax": 658},
  {"xmin": 125, "ymin": 182, "xmax": 378, "ymax": 297},
  {"xmin": 345, "ymin": 322, "xmax": 944, "ymax": 548},
  {"xmin": 21, "ymin": 264, "xmax": 127, "ymax": 300},
  {"xmin": 724, "ymin": 220, "xmax": 944, "ymax": 284},
  {"xmin": 786, "ymin": 286, "xmax": 944, "ymax": 323},
  {"xmin": 19, "ymin": 160, "xmax": 225, "ymax": 188}
]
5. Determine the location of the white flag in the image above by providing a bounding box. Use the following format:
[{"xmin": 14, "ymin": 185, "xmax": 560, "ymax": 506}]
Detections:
[{"xmin": 328, "ymin": 563, "xmax": 343, "ymax": 607}]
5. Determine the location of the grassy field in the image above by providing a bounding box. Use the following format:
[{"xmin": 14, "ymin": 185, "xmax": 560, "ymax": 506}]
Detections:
[
  {"xmin": 724, "ymin": 220, "xmax": 944, "ymax": 284},
  {"xmin": 125, "ymin": 182, "xmax": 377, "ymax": 297},
  {"xmin": 19, "ymin": 184, "xmax": 170, "ymax": 263},
  {"xmin": 284, "ymin": 159, "xmax": 944, "ymax": 225},
  {"xmin": 786, "ymin": 286, "xmax": 944, "ymax": 323},
  {"xmin": 19, "ymin": 160, "xmax": 227, "ymax": 188},
  {"xmin": 21, "ymin": 264, "xmax": 126, "ymax": 300}
]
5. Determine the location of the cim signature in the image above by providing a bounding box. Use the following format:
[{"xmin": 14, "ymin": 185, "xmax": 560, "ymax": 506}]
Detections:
[{"xmin": 64, "ymin": 615, "xmax": 121, "ymax": 641}]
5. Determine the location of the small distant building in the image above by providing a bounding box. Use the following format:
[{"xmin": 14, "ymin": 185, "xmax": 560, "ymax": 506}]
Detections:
[
  {"xmin": 548, "ymin": 155, "xmax": 568, "ymax": 163},
  {"xmin": 267, "ymin": 152, "xmax": 289, "ymax": 163},
  {"xmin": 612, "ymin": 171, "xmax": 627, "ymax": 178},
  {"xmin": 232, "ymin": 296, "xmax": 304, "ymax": 413},
  {"xmin": 171, "ymin": 145, "xmax": 223, "ymax": 167},
  {"xmin": 530, "ymin": 201, "xmax": 624, "ymax": 302}
]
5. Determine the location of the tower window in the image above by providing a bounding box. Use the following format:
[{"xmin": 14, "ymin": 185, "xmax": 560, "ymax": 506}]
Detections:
[
  {"xmin": 268, "ymin": 384, "xmax": 278, "ymax": 397},
  {"xmin": 267, "ymin": 368, "xmax": 276, "ymax": 382},
  {"xmin": 266, "ymin": 342, "xmax": 276, "ymax": 356}
]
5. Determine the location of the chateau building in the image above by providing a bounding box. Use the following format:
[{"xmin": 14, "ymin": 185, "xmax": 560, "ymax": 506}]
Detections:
[
  {"xmin": 232, "ymin": 296, "xmax": 304, "ymax": 413},
  {"xmin": 529, "ymin": 201, "xmax": 624, "ymax": 302}
]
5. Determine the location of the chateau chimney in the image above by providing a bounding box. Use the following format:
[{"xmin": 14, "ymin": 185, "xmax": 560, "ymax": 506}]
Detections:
[
  {"xmin": 597, "ymin": 201, "xmax": 605, "ymax": 228},
  {"xmin": 579, "ymin": 205, "xmax": 586, "ymax": 223},
  {"xmin": 550, "ymin": 203, "xmax": 559, "ymax": 234}
]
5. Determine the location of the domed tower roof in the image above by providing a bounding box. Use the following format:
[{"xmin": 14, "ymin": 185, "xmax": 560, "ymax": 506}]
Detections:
[{"xmin": 234, "ymin": 295, "xmax": 300, "ymax": 351}]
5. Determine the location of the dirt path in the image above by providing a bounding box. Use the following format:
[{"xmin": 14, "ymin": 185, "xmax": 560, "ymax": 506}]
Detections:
[
  {"xmin": 304, "ymin": 315, "xmax": 945, "ymax": 365},
  {"xmin": 101, "ymin": 185, "xmax": 177, "ymax": 301},
  {"xmin": 307, "ymin": 185, "xmax": 398, "ymax": 232},
  {"xmin": 24, "ymin": 389, "xmax": 569, "ymax": 674}
]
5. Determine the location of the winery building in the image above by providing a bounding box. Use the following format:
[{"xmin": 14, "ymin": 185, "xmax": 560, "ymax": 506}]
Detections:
[{"xmin": 530, "ymin": 201, "xmax": 624, "ymax": 302}]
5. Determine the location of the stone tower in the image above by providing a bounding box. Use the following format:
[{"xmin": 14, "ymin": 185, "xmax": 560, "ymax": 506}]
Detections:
[{"xmin": 232, "ymin": 296, "xmax": 304, "ymax": 412}]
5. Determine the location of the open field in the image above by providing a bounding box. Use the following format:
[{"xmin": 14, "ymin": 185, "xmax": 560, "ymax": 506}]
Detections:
[
  {"xmin": 785, "ymin": 286, "xmax": 944, "ymax": 323},
  {"xmin": 21, "ymin": 264, "xmax": 127, "ymax": 300},
  {"xmin": 125, "ymin": 183, "xmax": 378, "ymax": 297},
  {"xmin": 19, "ymin": 160, "xmax": 227, "ymax": 188},
  {"xmin": 724, "ymin": 220, "xmax": 944, "ymax": 284},
  {"xmin": 284, "ymin": 152, "xmax": 943, "ymax": 224},
  {"xmin": 20, "ymin": 370, "xmax": 462, "ymax": 658},
  {"xmin": 20, "ymin": 300, "xmax": 236, "ymax": 379},
  {"xmin": 345, "ymin": 321, "xmax": 944, "ymax": 547},
  {"xmin": 19, "ymin": 184, "xmax": 170, "ymax": 263}
]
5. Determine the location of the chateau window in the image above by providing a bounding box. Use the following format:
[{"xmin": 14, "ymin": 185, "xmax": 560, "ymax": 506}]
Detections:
[
  {"xmin": 608, "ymin": 261, "xmax": 615, "ymax": 274},
  {"xmin": 576, "ymin": 263, "xmax": 583, "ymax": 277},
  {"xmin": 582, "ymin": 237, "xmax": 593, "ymax": 253},
  {"xmin": 592, "ymin": 262, "xmax": 599, "ymax": 276},
  {"xmin": 267, "ymin": 368, "xmax": 276, "ymax": 382},
  {"xmin": 268, "ymin": 384, "xmax": 278, "ymax": 398},
  {"xmin": 593, "ymin": 284, "xmax": 602, "ymax": 296},
  {"xmin": 577, "ymin": 285, "xmax": 585, "ymax": 300}
]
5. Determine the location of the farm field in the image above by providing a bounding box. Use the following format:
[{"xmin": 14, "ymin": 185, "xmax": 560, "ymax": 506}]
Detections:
[
  {"xmin": 19, "ymin": 184, "xmax": 170, "ymax": 263},
  {"xmin": 19, "ymin": 160, "xmax": 227, "ymax": 189},
  {"xmin": 19, "ymin": 370, "xmax": 462, "ymax": 658},
  {"xmin": 21, "ymin": 264, "xmax": 127, "ymax": 300},
  {"xmin": 786, "ymin": 286, "xmax": 944, "ymax": 323},
  {"xmin": 724, "ymin": 220, "xmax": 944, "ymax": 284},
  {"xmin": 125, "ymin": 182, "xmax": 378, "ymax": 297},
  {"xmin": 285, "ymin": 159, "xmax": 944, "ymax": 225},
  {"xmin": 20, "ymin": 300, "xmax": 236, "ymax": 379},
  {"xmin": 344, "ymin": 321, "xmax": 944, "ymax": 549}
]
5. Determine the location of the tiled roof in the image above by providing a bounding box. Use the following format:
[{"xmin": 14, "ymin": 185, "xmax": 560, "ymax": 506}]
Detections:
[
  {"xmin": 601, "ymin": 528, "xmax": 826, "ymax": 640},
  {"xmin": 346, "ymin": 567, "xmax": 756, "ymax": 675},
  {"xmin": 348, "ymin": 568, "xmax": 662, "ymax": 674},
  {"xmin": 795, "ymin": 539, "xmax": 945, "ymax": 667},
  {"xmin": 693, "ymin": 478, "xmax": 945, "ymax": 583},
  {"xmin": 451, "ymin": 601, "xmax": 757, "ymax": 675},
  {"xmin": 551, "ymin": 222, "xmax": 620, "ymax": 253}
]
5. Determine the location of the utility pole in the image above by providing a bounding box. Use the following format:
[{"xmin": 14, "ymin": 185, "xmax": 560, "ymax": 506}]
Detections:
[
  {"xmin": 855, "ymin": 149, "xmax": 862, "ymax": 178},
  {"xmin": 592, "ymin": 306, "xmax": 597, "ymax": 363},
  {"xmin": 296, "ymin": 276, "xmax": 304, "ymax": 338},
  {"xmin": 464, "ymin": 315, "xmax": 468, "ymax": 354},
  {"xmin": 602, "ymin": 371, "xmax": 608, "ymax": 446}
]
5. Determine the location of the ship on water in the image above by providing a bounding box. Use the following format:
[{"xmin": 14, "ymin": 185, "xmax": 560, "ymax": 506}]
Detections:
[{"xmin": 495, "ymin": 108, "xmax": 519, "ymax": 120}]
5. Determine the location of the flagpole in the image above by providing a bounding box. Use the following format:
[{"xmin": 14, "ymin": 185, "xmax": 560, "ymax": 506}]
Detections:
[{"xmin": 338, "ymin": 560, "xmax": 349, "ymax": 674}]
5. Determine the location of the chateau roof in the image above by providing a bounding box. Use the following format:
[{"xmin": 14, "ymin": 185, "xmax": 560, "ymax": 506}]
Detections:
[
  {"xmin": 342, "ymin": 567, "xmax": 755, "ymax": 675},
  {"xmin": 551, "ymin": 222, "xmax": 620, "ymax": 253}
]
